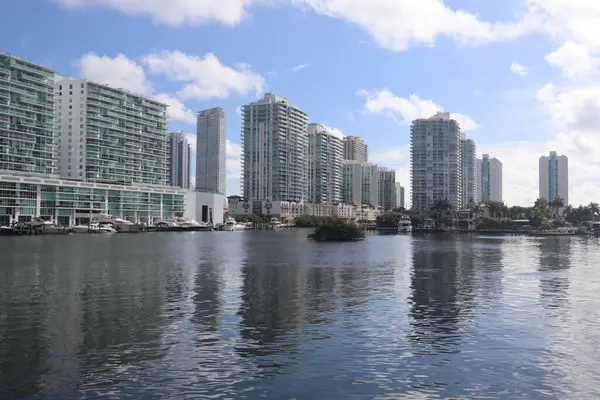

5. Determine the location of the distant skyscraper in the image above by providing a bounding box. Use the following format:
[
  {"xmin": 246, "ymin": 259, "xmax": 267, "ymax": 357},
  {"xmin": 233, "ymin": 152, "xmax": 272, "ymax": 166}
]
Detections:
[
  {"xmin": 395, "ymin": 183, "xmax": 405, "ymax": 209},
  {"xmin": 242, "ymin": 94, "xmax": 308, "ymax": 202},
  {"xmin": 342, "ymin": 161, "xmax": 379, "ymax": 206},
  {"xmin": 343, "ymin": 136, "xmax": 368, "ymax": 162},
  {"xmin": 480, "ymin": 154, "xmax": 503, "ymax": 202},
  {"xmin": 378, "ymin": 167, "xmax": 396, "ymax": 210},
  {"xmin": 196, "ymin": 107, "xmax": 226, "ymax": 194},
  {"xmin": 539, "ymin": 151, "xmax": 568, "ymax": 205},
  {"xmin": 307, "ymin": 123, "xmax": 343, "ymax": 204},
  {"xmin": 461, "ymin": 139, "xmax": 477, "ymax": 206},
  {"xmin": 169, "ymin": 132, "xmax": 191, "ymax": 188},
  {"xmin": 410, "ymin": 112, "xmax": 463, "ymax": 211}
]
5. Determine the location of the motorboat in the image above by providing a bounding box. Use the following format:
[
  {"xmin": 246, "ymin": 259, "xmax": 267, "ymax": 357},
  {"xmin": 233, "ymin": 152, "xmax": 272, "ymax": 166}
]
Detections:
[
  {"xmin": 268, "ymin": 217, "xmax": 282, "ymax": 230},
  {"xmin": 397, "ymin": 216, "xmax": 412, "ymax": 233},
  {"xmin": 95, "ymin": 214, "xmax": 139, "ymax": 233},
  {"xmin": 72, "ymin": 223, "xmax": 117, "ymax": 234},
  {"xmin": 223, "ymin": 217, "xmax": 246, "ymax": 231},
  {"xmin": 31, "ymin": 218, "xmax": 69, "ymax": 235}
]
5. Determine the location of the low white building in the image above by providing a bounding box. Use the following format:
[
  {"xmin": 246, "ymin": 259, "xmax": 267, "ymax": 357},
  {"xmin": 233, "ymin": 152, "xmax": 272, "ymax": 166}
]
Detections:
[
  {"xmin": 185, "ymin": 191, "xmax": 225, "ymax": 225},
  {"xmin": 333, "ymin": 203, "xmax": 358, "ymax": 220}
]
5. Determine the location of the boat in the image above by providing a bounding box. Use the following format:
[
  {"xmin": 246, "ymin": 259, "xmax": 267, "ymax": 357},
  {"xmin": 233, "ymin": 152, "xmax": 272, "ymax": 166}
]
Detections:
[
  {"xmin": 72, "ymin": 223, "xmax": 117, "ymax": 234},
  {"xmin": 223, "ymin": 217, "xmax": 246, "ymax": 231},
  {"xmin": 94, "ymin": 214, "xmax": 140, "ymax": 233},
  {"xmin": 268, "ymin": 217, "xmax": 282, "ymax": 230},
  {"xmin": 589, "ymin": 222, "xmax": 600, "ymax": 237},
  {"xmin": 31, "ymin": 218, "xmax": 70, "ymax": 235},
  {"xmin": 397, "ymin": 216, "xmax": 412, "ymax": 233}
]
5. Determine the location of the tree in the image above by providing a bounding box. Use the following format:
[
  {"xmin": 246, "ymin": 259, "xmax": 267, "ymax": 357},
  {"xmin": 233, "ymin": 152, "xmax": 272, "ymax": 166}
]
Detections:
[
  {"xmin": 531, "ymin": 198, "xmax": 551, "ymax": 227},
  {"xmin": 589, "ymin": 203, "xmax": 600, "ymax": 221},
  {"xmin": 429, "ymin": 199, "xmax": 453, "ymax": 223},
  {"xmin": 550, "ymin": 196, "xmax": 565, "ymax": 217}
]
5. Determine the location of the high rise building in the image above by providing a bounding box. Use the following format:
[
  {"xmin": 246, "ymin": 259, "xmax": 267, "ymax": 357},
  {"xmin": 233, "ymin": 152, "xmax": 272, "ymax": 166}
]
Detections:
[
  {"xmin": 378, "ymin": 167, "xmax": 396, "ymax": 210},
  {"xmin": 395, "ymin": 183, "xmax": 405, "ymax": 209},
  {"xmin": 307, "ymin": 123, "xmax": 343, "ymax": 204},
  {"xmin": 342, "ymin": 160, "xmax": 379, "ymax": 206},
  {"xmin": 410, "ymin": 112, "xmax": 463, "ymax": 211},
  {"xmin": 0, "ymin": 52, "xmax": 57, "ymax": 176},
  {"xmin": 196, "ymin": 107, "xmax": 226, "ymax": 194},
  {"xmin": 242, "ymin": 93, "xmax": 308, "ymax": 203},
  {"xmin": 343, "ymin": 136, "xmax": 368, "ymax": 162},
  {"xmin": 169, "ymin": 132, "xmax": 191, "ymax": 188},
  {"xmin": 56, "ymin": 78, "xmax": 169, "ymax": 185},
  {"xmin": 539, "ymin": 151, "xmax": 568, "ymax": 205},
  {"xmin": 461, "ymin": 139, "xmax": 478, "ymax": 206},
  {"xmin": 480, "ymin": 154, "xmax": 503, "ymax": 203}
]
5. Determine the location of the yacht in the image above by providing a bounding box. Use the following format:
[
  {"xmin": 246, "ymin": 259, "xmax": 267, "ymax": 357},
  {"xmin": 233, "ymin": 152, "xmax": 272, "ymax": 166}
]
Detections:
[
  {"xmin": 31, "ymin": 218, "xmax": 69, "ymax": 235},
  {"xmin": 268, "ymin": 217, "xmax": 282, "ymax": 230},
  {"xmin": 95, "ymin": 214, "xmax": 139, "ymax": 233},
  {"xmin": 398, "ymin": 216, "xmax": 412, "ymax": 233},
  {"xmin": 223, "ymin": 217, "xmax": 246, "ymax": 231},
  {"xmin": 72, "ymin": 223, "xmax": 117, "ymax": 234}
]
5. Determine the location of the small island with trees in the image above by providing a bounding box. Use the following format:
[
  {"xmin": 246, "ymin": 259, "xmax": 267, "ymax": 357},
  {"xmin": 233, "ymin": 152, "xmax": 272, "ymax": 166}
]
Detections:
[{"xmin": 307, "ymin": 220, "xmax": 365, "ymax": 242}]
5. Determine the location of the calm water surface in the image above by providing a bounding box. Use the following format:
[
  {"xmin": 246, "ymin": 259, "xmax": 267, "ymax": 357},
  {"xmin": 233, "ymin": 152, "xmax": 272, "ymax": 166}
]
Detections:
[{"xmin": 1, "ymin": 230, "xmax": 600, "ymax": 399}]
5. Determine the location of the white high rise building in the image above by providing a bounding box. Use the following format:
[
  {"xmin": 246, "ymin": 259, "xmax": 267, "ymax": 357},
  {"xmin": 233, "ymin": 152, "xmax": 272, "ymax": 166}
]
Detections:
[
  {"xmin": 395, "ymin": 183, "xmax": 405, "ymax": 209},
  {"xmin": 461, "ymin": 139, "xmax": 478, "ymax": 206},
  {"xmin": 242, "ymin": 94, "xmax": 308, "ymax": 204},
  {"xmin": 196, "ymin": 107, "xmax": 226, "ymax": 194},
  {"xmin": 378, "ymin": 167, "xmax": 396, "ymax": 210},
  {"xmin": 307, "ymin": 123, "xmax": 343, "ymax": 204},
  {"xmin": 342, "ymin": 161, "xmax": 378, "ymax": 206},
  {"xmin": 410, "ymin": 112, "xmax": 463, "ymax": 211},
  {"xmin": 480, "ymin": 154, "xmax": 503, "ymax": 203},
  {"xmin": 343, "ymin": 136, "xmax": 368, "ymax": 162},
  {"xmin": 169, "ymin": 132, "xmax": 191, "ymax": 189},
  {"xmin": 539, "ymin": 151, "xmax": 568, "ymax": 205}
]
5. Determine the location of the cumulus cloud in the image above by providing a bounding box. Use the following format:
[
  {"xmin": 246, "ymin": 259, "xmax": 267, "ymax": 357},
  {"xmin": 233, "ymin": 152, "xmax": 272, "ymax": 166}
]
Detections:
[
  {"xmin": 510, "ymin": 62, "xmax": 530, "ymax": 76},
  {"xmin": 77, "ymin": 53, "xmax": 152, "ymax": 95},
  {"xmin": 143, "ymin": 51, "xmax": 266, "ymax": 100},
  {"xmin": 544, "ymin": 41, "xmax": 599, "ymax": 78},
  {"xmin": 153, "ymin": 93, "xmax": 196, "ymax": 124},
  {"xmin": 358, "ymin": 88, "xmax": 478, "ymax": 131}
]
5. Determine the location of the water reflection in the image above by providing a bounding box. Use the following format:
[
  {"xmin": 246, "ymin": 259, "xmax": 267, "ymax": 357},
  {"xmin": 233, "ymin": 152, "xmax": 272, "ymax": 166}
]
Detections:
[{"xmin": 537, "ymin": 238, "xmax": 571, "ymax": 312}]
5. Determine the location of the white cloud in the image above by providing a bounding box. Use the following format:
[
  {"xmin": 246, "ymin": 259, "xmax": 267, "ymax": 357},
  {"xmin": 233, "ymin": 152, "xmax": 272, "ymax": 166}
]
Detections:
[
  {"xmin": 235, "ymin": 106, "xmax": 242, "ymax": 116},
  {"xmin": 153, "ymin": 93, "xmax": 196, "ymax": 124},
  {"xmin": 185, "ymin": 133, "xmax": 197, "ymax": 152},
  {"xmin": 323, "ymin": 125, "xmax": 344, "ymax": 139},
  {"xmin": 291, "ymin": 63, "xmax": 310, "ymax": 72},
  {"xmin": 57, "ymin": 0, "xmax": 264, "ymax": 26},
  {"xmin": 358, "ymin": 88, "xmax": 478, "ymax": 131},
  {"xmin": 510, "ymin": 61, "xmax": 530, "ymax": 76},
  {"xmin": 226, "ymin": 139, "xmax": 243, "ymax": 157},
  {"xmin": 143, "ymin": 51, "xmax": 266, "ymax": 100},
  {"xmin": 544, "ymin": 40, "xmax": 599, "ymax": 78},
  {"xmin": 77, "ymin": 53, "xmax": 152, "ymax": 95}
]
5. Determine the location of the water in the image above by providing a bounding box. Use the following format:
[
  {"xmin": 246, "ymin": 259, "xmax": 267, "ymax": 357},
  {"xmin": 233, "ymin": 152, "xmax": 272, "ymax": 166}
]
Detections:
[{"xmin": 1, "ymin": 231, "xmax": 600, "ymax": 399}]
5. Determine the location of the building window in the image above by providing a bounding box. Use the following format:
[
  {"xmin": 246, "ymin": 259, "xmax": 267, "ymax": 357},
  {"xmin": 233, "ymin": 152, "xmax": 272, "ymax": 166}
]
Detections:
[
  {"xmin": 69, "ymin": 84, "xmax": 73, "ymax": 89},
  {"xmin": 69, "ymin": 105, "xmax": 72, "ymax": 109},
  {"xmin": 69, "ymin": 91, "xmax": 72, "ymax": 95},
  {"xmin": 81, "ymin": 83, "xmax": 84, "ymax": 88}
]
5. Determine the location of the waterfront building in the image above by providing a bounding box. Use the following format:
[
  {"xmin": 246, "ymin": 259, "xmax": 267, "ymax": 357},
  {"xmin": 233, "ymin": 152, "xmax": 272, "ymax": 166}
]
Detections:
[
  {"xmin": 378, "ymin": 167, "xmax": 396, "ymax": 210},
  {"xmin": 196, "ymin": 107, "xmax": 226, "ymax": 194},
  {"xmin": 395, "ymin": 183, "xmax": 405, "ymax": 209},
  {"xmin": 539, "ymin": 151, "xmax": 568, "ymax": 205},
  {"xmin": 241, "ymin": 93, "xmax": 308, "ymax": 214},
  {"xmin": 343, "ymin": 136, "xmax": 368, "ymax": 162},
  {"xmin": 410, "ymin": 112, "xmax": 463, "ymax": 211},
  {"xmin": 342, "ymin": 160, "xmax": 379, "ymax": 206},
  {"xmin": 461, "ymin": 139, "xmax": 478, "ymax": 206},
  {"xmin": 56, "ymin": 78, "xmax": 169, "ymax": 185},
  {"xmin": 307, "ymin": 123, "xmax": 343, "ymax": 204},
  {"xmin": 0, "ymin": 52, "xmax": 57, "ymax": 177},
  {"xmin": 480, "ymin": 154, "xmax": 503, "ymax": 202},
  {"xmin": 169, "ymin": 131, "xmax": 191, "ymax": 188}
]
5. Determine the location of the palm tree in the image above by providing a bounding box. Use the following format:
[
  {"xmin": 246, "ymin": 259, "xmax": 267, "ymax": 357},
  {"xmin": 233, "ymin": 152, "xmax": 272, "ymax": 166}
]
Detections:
[
  {"xmin": 552, "ymin": 196, "xmax": 565, "ymax": 217},
  {"xmin": 589, "ymin": 202, "xmax": 600, "ymax": 221}
]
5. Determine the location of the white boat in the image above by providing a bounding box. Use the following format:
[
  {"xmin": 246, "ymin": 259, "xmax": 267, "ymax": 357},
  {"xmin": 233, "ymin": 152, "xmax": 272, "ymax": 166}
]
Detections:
[
  {"xmin": 32, "ymin": 218, "xmax": 69, "ymax": 234},
  {"xmin": 268, "ymin": 217, "xmax": 282, "ymax": 230},
  {"xmin": 398, "ymin": 216, "xmax": 412, "ymax": 233},
  {"xmin": 223, "ymin": 217, "xmax": 246, "ymax": 231},
  {"xmin": 95, "ymin": 214, "xmax": 139, "ymax": 232},
  {"xmin": 72, "ymin": 223, "xmax": 117, "ymax": 234}
]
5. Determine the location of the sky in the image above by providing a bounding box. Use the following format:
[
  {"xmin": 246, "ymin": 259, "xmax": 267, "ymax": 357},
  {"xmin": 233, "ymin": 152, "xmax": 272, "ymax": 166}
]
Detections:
[{"xmin": 2, "ymin": 0, "xmax": 600, "ymax": 207}]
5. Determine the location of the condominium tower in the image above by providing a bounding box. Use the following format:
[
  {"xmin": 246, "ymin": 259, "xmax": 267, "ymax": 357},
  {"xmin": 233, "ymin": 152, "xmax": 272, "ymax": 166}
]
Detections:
[
  {"xmin": 196, "ymin": 107, "xmax": 226, "ymax": 194},
  {"xmin": 378, "ymin": 167, "xmax": 396, "ymax": 210},
  {"xmin": 461, "ymin": 139, "xmax": 478, "ymax": 205},
  {"xmin": 242, "ymin": 94, "xmax": 308, "ymax": 202},
  {"xmin": 56, "ymin": 78, "xmax": 169, "ymax": 185},
  {"xmin": 395, "ymin": 183, "xmax": 405, "ymax": 209},
  {"xmin": 307, "ymin": 123, "xmax": 343, "ymax": 204},
  {"xmin": 0, "ymin": 52, "xmax": 57, "ymax": 176},
  {"xmin": 410, "ymin": 112, "xmax": 462, "ymax": 211},
  {"xmin": 480, "ymin": 154, "xmax": 503, "ymax": 202},
  {"xmin": 343, "ymin": 136, "xmax": 368, "ymax": 162},
  {"xmin": 539, "ymin": 151, "xmax": 568, "ymax": 205},
  {"xmin": 342, "ymin": 160, "xmax": 379, "ymax": 206},
  {"xmin": 169, "ymin": 131, "xmax": 191, "ymax": 189}
]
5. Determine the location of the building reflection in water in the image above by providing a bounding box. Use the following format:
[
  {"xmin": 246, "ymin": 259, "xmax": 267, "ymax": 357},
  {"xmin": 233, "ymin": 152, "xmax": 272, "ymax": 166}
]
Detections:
[{"xmin": 537, "ymin": 238, "xmax": 571, "ymax": 312}]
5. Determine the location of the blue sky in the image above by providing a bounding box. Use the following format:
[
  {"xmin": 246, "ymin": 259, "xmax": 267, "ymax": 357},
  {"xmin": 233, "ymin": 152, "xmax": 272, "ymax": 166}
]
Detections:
[{"xmin": 3, "ymin": 0, "xmax": 600, "ymax": 206}]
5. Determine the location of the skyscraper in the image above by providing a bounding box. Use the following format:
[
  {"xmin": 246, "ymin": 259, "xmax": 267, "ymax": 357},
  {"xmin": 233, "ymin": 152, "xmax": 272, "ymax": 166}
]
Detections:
[
  {"xmin": 169, "ymin": 132, "xmax": 191, "ymax": 189},
  {"xmin": 539, "ymin": 151, "xmax": 568, "ymax": 205},
  {"xmin": 57, "ymin": 78, "xmax": 169, "ymax": 185},
  {"xmin": 343, "ymin": 136, "xmax": 368, "ymax": 162},
  {"xmin": 242, "ymin": 94, "xmax": 308, "ymax": 203},
  {"xmin": 395, "ymin": 183, "xmax": 405, "ymax": 209},
  {"xmin": 0, "ymin": 52, "xmax": 57, "ymax": 176},
  {"xmin": 461, "ymin": 138, "xmax": 478, "ymax": 206},
  {"xmin": 342, "ymin": 161, "xmax": 378, "ymax": 206},
  {"xmin": 196, "ymin": 107, "xmax": 226, "ymax": 194},
  {"xmin": 410, "ymin": 112, "xmax": 463, "ymax": 211},
  {"xmin": 480, "ymin": 154, "xmax": 503, "ymax": 202},
  {"xmin": 378, "ymin": 167, "xmax": 396, "ymax": 210},
  {"xmin": 307, "ymin": 123, "xmax": 343, "ymax": 204}
]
